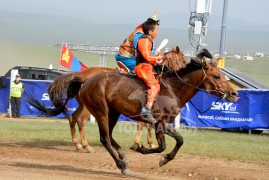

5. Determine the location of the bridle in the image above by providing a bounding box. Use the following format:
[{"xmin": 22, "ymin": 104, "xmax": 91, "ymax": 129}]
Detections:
[
  {"xmin": 159, "ymin": 51, "xmax": 185, "ymax": 77},
  {"xmin": 174, "ymin": 65, "xmax": 230, "ymax": 114},
  {"xmin": 164, "ymin": 51, "xmax": 185, "ymax": 71},
  {"xmin": 175, "ymin": 66, "xmax": 228, "ymax": 98}
]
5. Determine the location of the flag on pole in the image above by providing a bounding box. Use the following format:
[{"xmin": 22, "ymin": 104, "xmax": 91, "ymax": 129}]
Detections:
[{"xmin": 59, "ymin": 44, "xmax": 88, "ymax": 72}]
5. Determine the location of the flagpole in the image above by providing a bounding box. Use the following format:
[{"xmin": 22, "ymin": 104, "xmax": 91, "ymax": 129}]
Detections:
[{"xmin": 58, "ymin": 41, "xmax": 65, "ymax": 71}]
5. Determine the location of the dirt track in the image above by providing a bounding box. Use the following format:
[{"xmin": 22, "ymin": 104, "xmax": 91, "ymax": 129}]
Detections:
[{"xmin": 1, "ymin": 138, "xmax": 269, "ymax": 180}]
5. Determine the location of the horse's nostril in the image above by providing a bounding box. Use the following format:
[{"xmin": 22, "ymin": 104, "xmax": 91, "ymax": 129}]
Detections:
[{"xmin": 230, "ymin": 92, "xmax": 237, "ymax": 97}]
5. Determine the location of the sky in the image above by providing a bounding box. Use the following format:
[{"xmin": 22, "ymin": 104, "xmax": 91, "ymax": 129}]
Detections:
[
  {"xmin": 1, "ymin": 0, "xmax": 269, "ymax": 53},
  {"xmin": 0, "ymin": 0, "xmax": 269, "ymax": 25}
]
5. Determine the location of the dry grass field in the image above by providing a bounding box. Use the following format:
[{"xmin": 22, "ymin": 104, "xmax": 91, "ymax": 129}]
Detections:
[{"xmin": 0, "ymin": 118, "xmax": 269, "ymax": 179}]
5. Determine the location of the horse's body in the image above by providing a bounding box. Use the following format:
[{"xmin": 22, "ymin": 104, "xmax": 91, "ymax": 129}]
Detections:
[
  {"xmin": 38, "ymin": 66, "xmax": 153, "ymax": 152},
  {"xmin": 66, "ymin": 60, "xmax": 238, "ymax": 174},
  {"xmin": 28, "ymin": 48, "xmax": 187, "ymax": 152}
]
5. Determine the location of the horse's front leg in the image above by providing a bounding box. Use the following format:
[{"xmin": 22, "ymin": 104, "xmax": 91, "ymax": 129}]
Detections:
[
  {"xmin": 146, "ymin": 123, "xmax": 156, "ymax": 148},
  {"xmin": 134, "ymin": 121, "xmax": 167, "ymax": 154},
  {"xmin": 159, "ymin": 122, "xmax": 184, "ymax": 167},
  {"xmin": 130, "ymin": 121, "xmax": 144, "ymax": 150}
]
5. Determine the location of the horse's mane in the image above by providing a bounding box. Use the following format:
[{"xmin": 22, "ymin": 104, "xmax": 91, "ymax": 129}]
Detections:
[
  {"xmin": 162, "ymin": 59, "xmax": 203, "ymax": 77},
  {"xmin": 118, "ymin": 59, "xmax": 204, "ymax": 83}
]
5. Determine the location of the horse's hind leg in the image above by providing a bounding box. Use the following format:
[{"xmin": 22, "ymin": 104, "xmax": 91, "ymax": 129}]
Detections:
[
  {"xmin": 159, "ymin": 122, "xmax": 184, "ymax": 167},
  {"xmin": 69, "ymin": 103, "xmax": 92, "ymax": 152},
  {"xmin": 69, "ymin": 107, "xmax": 83, "ymax": 151},
  {"xmin": 96, "ymin": 115, "xmax": 130, "ymax": 175},
  {"xmin": 77, "ymin": 106, "xmax": 93, "ymax": 153},
  {"xmin": 108, "ymin": 110, "xmax": 128, "ymax": 166}
]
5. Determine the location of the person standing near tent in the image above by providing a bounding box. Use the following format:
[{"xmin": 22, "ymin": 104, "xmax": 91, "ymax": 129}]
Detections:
[
  {"xmin": 10, "ymin": 74, "xmax": 24, "ymax": 118},
  {"xmin": 115, "ymin": 10, "xmax": 161, "ymax": 73}
]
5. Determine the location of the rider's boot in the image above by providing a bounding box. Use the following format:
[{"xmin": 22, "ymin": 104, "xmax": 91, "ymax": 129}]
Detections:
[{"xmin": 140, "ymin": 106, "xmax": 156, "ymax": 124}]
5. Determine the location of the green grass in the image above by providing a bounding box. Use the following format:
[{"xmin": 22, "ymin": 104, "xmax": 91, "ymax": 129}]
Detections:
[
  {"xmin": 0, "ymin": 44, "xmax": 117, "ymax": 76},
  {"xmin": 225, "ymin": 58, "xmax": 269, "ymax": 87},
  {"xmin": 1, "ymin": 119, "xmax": 268, "ymax": 167}
]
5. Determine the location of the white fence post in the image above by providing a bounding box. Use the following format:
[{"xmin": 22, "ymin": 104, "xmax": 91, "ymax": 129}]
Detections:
[
  {"xmin": 89, "ymin": 115, "xmax": 96, "ymax": 124},
  {"xmin": 174, "ymin": 113, "xmax": 181, "ymax": 129}
]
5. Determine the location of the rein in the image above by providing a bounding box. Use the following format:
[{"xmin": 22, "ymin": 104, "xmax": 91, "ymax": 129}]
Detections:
[
  {"xmin": 188, "ymin": 96, "xmax": 223, "ymax": 114},
  {"xmin": 174, "ymin": 66, "xmax": 227, "ymax": 97},
  {"xmin": 174, "ymin": 65, "xmax": 228, "ymax": 114}
]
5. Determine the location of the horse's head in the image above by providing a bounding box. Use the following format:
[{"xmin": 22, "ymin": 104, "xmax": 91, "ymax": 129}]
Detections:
[
  {"xmin": 201, "ymin": 61, "xmax": 238, "ymax": 102},
  {"xmin": 163, "ymin": 46, "xmax": 188, "ymax": 71}
]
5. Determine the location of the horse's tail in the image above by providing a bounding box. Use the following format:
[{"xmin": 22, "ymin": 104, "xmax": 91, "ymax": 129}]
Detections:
[
  {"xmin": 26, "ymin": 72, "xmax": 78, "ymax": 117},
  {"xmin": 66, "ymin": 77, "xmax": 83, "ymax": 100},
  {"xmin": 26, "ymin": 93, "xmax": 67, "ymax": 117},
  {"xmin": 48, "ymin": 72, "xmax": 77, "ymax": 107}
]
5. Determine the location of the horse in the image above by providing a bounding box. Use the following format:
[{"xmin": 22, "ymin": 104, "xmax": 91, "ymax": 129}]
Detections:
[
  {"xmin": 61, "ymin": 59, "xmax": 238, "ymax": 175},
  {"xmin": 27, "ymin": 47, "xmax": 187, "ymax": 152},
  {"xmin": 40, "ymin": 67, "xmax": 116, "ymax": 152}
]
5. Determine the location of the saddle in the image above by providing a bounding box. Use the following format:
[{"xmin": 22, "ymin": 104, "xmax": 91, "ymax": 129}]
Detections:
[
  {"xmin": 115, "ymin": 61, "xmax": 171, "ymax": 77},
  {"xmin": 115, "ymin": 61, "xmax": 136, "ymax": 75},
  {"xmin": 115, "ymin": 61, "xmax": 170, "ymax": 88}
]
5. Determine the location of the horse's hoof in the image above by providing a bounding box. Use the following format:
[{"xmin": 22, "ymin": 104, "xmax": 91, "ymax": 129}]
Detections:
[
  {"xmin": 85, "ymin": 146, "xmax": 94, "ymax": 153},
  {"xmin": 129, "ymin": 143, "xmax": 139, "ymax": 151},
  {"xmin": 75, "ymin": 144, "xmax": 83, "ymax": 150},
  {"xmin": 121, "ymin": 169, "xmax": 132, "ymax": 176},
  {"xmin": 149, "ymin": 144, "xmax": 157, "ymax": 149},
  {"xmin": 159, "ymin": 156, "xmax": 169, "ymax": 167}
]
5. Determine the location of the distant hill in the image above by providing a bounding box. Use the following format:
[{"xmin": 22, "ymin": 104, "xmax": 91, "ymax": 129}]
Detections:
[{"xmin": 0, "ymin": 10, "xmax": 268, "ymax": 53}]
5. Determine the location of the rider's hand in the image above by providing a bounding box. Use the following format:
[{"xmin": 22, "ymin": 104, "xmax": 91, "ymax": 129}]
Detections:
[
  {"xmin": 156, "ymin": 56, "xmax": 164, "ymax": 64},
  {"xmin": 155, "ymin": 50, "xmax": 163, "ymax": 56}
]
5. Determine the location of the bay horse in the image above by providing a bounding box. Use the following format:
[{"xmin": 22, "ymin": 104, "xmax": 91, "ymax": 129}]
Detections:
[
  {"xmin": 63, "ymin": 59, "xmax": 238, "ymax": 175},
  {"xmin": 26, "ymin": 66, "xmax": 116, "ymax": 152},
  {"xmin": 27, "ymin": 47, "xmax": 187, "ymax": 152}
]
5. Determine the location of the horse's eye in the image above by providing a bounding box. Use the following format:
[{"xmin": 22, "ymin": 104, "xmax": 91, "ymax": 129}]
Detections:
[{"xmin": 214, "ymin": 75, "xmax": 220, "ymax": 79}]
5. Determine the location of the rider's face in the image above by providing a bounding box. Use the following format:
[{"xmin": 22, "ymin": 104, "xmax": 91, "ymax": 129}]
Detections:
[{"xmin": 149, "ymin": 25, "xmax": 159, "ymax": 39}]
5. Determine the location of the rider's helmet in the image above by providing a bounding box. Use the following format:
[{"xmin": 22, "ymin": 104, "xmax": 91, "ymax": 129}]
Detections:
[{"xmin": 147, "ymin": 10, "xmax": 160, "ymax": 25}]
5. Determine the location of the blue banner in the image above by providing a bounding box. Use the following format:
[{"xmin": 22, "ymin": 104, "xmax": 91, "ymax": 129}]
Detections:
[
  {"xmin": 180, "ymin": 90, "xmax": 269, "ymax": 129},
  {"xmin": 1, "ymin": 78, "xmax": 269, "ymax": 130},
  {"xmin": 0, "ymin": 79, "xmax": 10, "ymax": 113},
  {"xmin": 0, "ymin": 79, "xmax": 78, "ymax": 118}
]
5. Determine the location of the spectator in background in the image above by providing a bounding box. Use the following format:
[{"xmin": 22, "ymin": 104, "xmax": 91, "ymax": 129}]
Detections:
[
  {"xmin": 31, "ymin": 74, "xmax": 36, "ymax": 79},
  {"xmin": 37, "ymin": 74, "xmax": 45, "ymax": 80},
  {"xmin": 10, "ymin": 74, "xmax": 24, "ymax": 118}
]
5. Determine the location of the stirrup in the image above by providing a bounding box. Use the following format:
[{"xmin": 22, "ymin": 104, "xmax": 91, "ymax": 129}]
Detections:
[{"xmin": 140, "ymin": 107, "xmax": 156, "ymax": 124}]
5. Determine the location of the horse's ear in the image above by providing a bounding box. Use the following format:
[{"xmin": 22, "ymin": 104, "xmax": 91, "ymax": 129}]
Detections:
[
  {"xmin": 176, "ymin": 46, "xmax": 180, "ymax": 53},
  {"xmin": 203, "ymin": 60, "xmax": 211, "ymax": 69},
  {"xmin": 215, "ymin": 58, "xmax": 220, "ymax": 67}
]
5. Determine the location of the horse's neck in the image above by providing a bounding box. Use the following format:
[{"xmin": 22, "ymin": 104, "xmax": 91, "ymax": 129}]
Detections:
[{"xmin": 162, "ymin": 70, "xmax": 202, "ymax": 108}]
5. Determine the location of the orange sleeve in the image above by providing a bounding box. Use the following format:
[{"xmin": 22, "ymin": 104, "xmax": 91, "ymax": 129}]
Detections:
[
  {"xmin": 137, "ymin": 38, "xmax": 160, "ymax": 64},
  {"xmin": 135, "ymin": 23, "xmax": 143, "ymax": 29}
]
